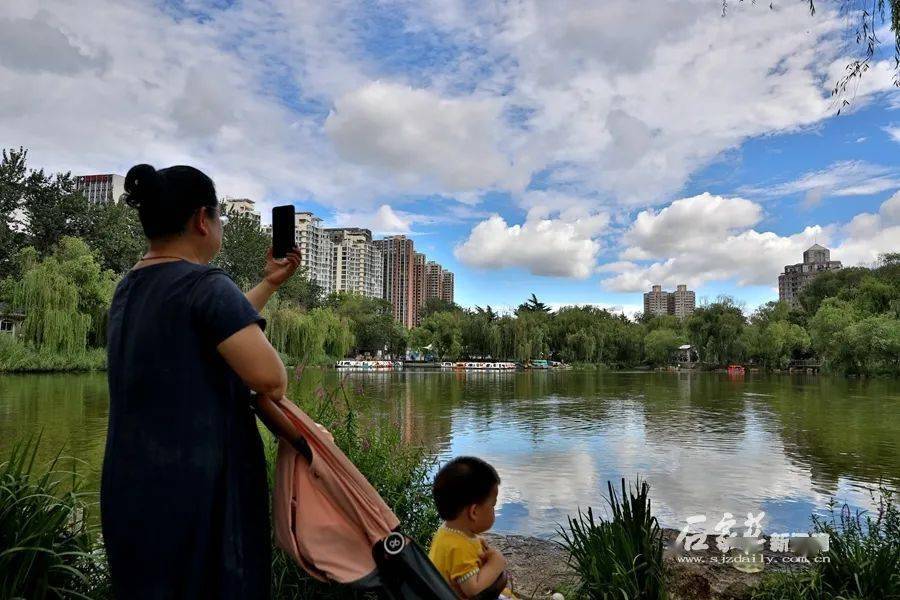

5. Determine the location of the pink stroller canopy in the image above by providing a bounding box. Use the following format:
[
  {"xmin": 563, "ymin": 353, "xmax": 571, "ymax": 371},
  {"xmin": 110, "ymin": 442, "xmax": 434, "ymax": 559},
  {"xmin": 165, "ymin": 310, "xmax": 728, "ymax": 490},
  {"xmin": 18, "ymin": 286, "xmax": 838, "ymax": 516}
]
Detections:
[
  {"xmin": 271, "ymin": 398, "xmax": 458, "ymax": 599},
  {"xmin": 272, "ymin": 398, "xmax": 399, "ymax": 583}
]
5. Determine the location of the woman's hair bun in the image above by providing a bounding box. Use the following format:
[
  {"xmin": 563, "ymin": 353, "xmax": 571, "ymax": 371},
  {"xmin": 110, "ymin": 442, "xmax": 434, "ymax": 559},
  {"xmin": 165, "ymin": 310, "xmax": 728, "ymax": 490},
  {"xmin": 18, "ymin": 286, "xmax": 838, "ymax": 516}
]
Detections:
[{"xmin": 123, "ymin": 164, "xmax": 163, "ymax": 209}]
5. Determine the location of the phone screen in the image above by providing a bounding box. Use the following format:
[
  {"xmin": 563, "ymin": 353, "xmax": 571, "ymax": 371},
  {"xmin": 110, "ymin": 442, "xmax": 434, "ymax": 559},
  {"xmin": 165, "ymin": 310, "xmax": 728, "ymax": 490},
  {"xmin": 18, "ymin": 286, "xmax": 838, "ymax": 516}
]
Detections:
[{"xmin": 272, "ymin": 205, "xmax": 295, "ymax": 259}]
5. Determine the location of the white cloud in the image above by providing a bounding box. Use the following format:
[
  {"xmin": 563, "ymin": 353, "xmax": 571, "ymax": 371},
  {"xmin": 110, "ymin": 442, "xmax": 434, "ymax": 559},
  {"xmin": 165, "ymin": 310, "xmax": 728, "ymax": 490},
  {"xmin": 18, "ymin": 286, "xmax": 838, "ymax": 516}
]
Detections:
[
  {"xmin": 324, "ymin": 81, "xmax": 522, "ymax": 192},
  {"xmin": 454, "ymin": 211, "xmax": 607, "ymax": 278},
  {"xmin": 332, "ymin": 204, "xmax": 411, "ymax": 235},
  {"xmin": 477, "ymin": 1, "xmax": 894, "ymax": 205},
  {"xmin": 884, "ymin": 125, "xmax": 900, "ymax": 143},
  {"xmin": 741, "ymin": 161, "xmax": 900, "ymax": 205},
  {"xmin": 600, "ymin": 190, "xmax": 900, "ymax": 293},
  {"xmin": 837, "ymin": 191, "xmax": 900, "ymax": 264},
  {"xmin": 621, "ymin": 193, "xmax": 763, "ymax": 260},
  {"xmin": 3, "ymin": 0, "xmax": 896, "ymax": 221}
]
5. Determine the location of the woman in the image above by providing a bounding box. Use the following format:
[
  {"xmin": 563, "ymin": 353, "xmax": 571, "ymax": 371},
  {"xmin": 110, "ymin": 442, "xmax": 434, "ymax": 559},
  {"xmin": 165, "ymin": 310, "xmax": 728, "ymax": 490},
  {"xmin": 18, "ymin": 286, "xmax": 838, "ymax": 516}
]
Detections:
[{"xmin": 101, "ymin": 164, "xmax": 303, "ymax": 599}]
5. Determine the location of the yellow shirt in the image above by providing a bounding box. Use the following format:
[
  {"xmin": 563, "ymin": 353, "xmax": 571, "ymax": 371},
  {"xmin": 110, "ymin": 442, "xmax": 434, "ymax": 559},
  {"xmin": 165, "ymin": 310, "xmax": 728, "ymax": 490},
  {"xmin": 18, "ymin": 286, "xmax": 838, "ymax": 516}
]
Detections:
[{"xmin": 428, "ymin": 525, "xmax": 514, "ymax": 598}]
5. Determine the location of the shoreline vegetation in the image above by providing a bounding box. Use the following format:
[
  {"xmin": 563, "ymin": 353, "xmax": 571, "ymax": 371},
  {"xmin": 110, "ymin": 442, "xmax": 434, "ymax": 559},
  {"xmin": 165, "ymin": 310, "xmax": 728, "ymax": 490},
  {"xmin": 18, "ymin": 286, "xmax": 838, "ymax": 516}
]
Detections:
[{"xmin": 1, "ymin": 149, "xmax": 898, "ymax": 376}]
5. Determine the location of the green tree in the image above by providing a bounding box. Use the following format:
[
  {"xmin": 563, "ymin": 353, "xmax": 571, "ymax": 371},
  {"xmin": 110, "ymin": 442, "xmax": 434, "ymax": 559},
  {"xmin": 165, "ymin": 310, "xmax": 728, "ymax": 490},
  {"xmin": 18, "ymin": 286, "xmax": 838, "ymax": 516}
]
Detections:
[
  {"xmin": 21, "ymin": 167, "xmax": 92, "ymax": 256},
  {"xmin": 412, "ymin": 311, "xmax": 463, "ymax": 360},
  {"xmin": 6, "ymin": 238, "xmax": 116, "ymax": 353},
  {"xmin": 839, "ymin": 315, "xmax": 900, "ymax": 375},
  {"xmin": 326, "ymin": 292, "xmax": 398, "ymax": 356},
  {"xmin": 760, "ymin": 321, "xmax": 810, "ymax": 370},
  {"xmin": 516, "ymin": 293, "xmax": 551, "ymax": 315},
  {"xmin": 265, "ymin": 301, "xmax": 354, "ymax": 364},
  {"xmin": 213, "ymin": 208, "xmax": 270, "ymax": 290},
  {"xmin": 808, "ymin": 298, "xmax": 859, "ymax": 371},
  {"xmin": 644, "ymin": 328, "xmax": 685, "ymax": 366},
  {"xmin": 686, "ymin": 297, "xmax": 747, "ymax": 366},
  {"xmin": 82, "ymin": 200, "xmax": 145, "ymax": 274},
  {"xmin": 419, "ymin": 297, "xmax": 461, "ymax": 320},
  {"xmin": 0, "ymin": 149, "xmax": 28, "ymax": 279}
]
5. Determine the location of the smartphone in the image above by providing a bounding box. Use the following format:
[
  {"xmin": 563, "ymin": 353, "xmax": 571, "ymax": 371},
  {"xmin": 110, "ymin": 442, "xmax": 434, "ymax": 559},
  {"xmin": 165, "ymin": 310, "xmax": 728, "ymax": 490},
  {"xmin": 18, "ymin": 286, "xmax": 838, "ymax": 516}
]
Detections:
[{"xmin": 272, "ymin": 205, "xmax": 296, "ymax": 259}]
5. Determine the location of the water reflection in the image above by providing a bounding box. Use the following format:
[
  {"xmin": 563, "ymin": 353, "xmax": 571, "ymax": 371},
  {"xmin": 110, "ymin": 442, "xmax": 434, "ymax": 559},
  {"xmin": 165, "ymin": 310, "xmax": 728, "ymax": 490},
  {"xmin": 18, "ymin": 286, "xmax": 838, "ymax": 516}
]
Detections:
[{"xmin": 1, "ymin": 370, "xmax": 897, "ymax": 538}]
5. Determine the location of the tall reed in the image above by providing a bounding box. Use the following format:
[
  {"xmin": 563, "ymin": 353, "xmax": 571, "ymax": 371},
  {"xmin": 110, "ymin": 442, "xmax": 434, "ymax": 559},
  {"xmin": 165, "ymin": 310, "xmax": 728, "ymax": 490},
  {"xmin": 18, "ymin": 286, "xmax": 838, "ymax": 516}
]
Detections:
[
  {"xmin": 0, "ymin": 436, "xmax": 108, "ymax": 599},
  {"xmin": 558, "ymin": 478, "xmax": 667, "ymax": 599}
]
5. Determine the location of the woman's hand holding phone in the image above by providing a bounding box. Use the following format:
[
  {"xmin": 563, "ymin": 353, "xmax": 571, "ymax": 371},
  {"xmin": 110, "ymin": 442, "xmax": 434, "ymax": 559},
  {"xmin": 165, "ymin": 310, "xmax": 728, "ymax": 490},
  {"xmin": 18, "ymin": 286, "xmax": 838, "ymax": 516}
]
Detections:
[{"xmin": 264, "ymin": 246, "xmax": 301, "ymax": 288}]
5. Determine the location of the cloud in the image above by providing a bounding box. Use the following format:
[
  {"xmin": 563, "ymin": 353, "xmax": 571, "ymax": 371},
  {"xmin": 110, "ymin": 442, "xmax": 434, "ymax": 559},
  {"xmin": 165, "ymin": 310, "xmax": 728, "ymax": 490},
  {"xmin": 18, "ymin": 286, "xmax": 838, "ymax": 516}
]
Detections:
[
  {"xmin": 4, "ymin": 0, "xmax": 896, "ymax": 219},
  {"xmin": 0, "ymin": 11, "xmax": 110, "ymax": 75},
  {"xmin": 332, "ymin": 204, "xmax": 411, "ymax": 235},
  {"xmin": 324, "ymin": 81, "xmax": 521, "ymax": 192},
  {"xmin": 741, "ymin": 160, "xmax": 900, "ymax": 205},
  {"xmin": 453, "ymin": 0, "xmax": 895, "ymax": 205},
  {"xmin": 884, "ymin": 125, "xmax": 900, "ymax": 143},
  {"xmin": 621, "ymin": 193, "xmax": 763, "ymax": 260},
  {"xmin": 454, "ymin": 211, "xmax": 607, "ymax": 278},
  {"xmin": 837, "ymin": 191, "xmax": 900, "ymax": 264},
  {"xmin": 600, "ymin": 190, "xmax": 900, "ymax": 293}
]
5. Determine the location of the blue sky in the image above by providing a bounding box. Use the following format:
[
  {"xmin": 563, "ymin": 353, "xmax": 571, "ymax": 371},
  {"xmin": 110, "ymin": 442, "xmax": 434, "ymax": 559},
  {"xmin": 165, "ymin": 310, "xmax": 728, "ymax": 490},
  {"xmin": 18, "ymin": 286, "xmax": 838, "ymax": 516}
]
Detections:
[{"xmin": 3, "ymin": 0, "xmax": 898, "ymax": 315}]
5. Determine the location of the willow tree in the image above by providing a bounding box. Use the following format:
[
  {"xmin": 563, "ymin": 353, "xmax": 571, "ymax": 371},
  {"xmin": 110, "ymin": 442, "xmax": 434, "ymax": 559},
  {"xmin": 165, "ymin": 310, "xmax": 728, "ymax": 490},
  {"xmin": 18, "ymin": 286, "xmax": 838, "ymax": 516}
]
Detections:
[
  {"xmin": 267, "ymin": 302, "xmax": 354, "ymax": 364},
  {"xmin": 7, "ymin": 237, "xmax": 116, "ymax": 353},
  {"xmin": 13, "ymin": 256, "xmax": 90, "ymax": 354}
]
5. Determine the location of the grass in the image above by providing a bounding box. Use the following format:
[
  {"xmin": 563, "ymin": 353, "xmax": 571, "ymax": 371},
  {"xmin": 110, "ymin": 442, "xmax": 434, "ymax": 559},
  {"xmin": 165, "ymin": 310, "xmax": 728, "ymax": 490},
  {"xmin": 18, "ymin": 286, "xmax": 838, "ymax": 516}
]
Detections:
[
  {"xmin": 0, "ymin": 335, "xmax": 106, "ymax": 372},
  {"xmin": 752, "ymin": 484, "xmax": 900, "ymax": 600},
  {"xmin": 0, "ymin": 436, "xmax": 107, "ymax": 599},
  {"xmin": 558, "ymin": 478, "xmax": 667, "ymax": 600}
]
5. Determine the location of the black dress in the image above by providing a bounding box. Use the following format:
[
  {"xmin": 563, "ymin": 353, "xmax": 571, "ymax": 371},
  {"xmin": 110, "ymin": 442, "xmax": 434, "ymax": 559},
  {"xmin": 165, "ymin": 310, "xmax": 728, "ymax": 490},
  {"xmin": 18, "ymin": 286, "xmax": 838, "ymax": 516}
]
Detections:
[{"xmin": 101, "ymin": 261, "xmax": 271, "ymax": 599}]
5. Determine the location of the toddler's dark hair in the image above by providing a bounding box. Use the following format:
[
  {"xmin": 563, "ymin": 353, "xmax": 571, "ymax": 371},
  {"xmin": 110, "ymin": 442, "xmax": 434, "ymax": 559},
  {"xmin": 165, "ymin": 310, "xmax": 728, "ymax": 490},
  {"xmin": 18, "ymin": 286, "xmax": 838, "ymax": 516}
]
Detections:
[
  {"xmin": 432, "ymin": 456, "xmax": 500, "ymax": 521},
  {"xmin": 123, "ymin": 164, "xmax": 218, "ymax": 239}
]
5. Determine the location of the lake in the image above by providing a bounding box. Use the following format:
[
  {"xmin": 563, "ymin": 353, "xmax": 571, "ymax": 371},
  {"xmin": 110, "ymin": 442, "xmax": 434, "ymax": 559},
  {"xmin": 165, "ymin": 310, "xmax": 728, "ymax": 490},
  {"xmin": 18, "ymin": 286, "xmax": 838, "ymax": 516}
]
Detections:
[{"xmin": 1, "ymin": 370, "xmax": 897, "ymax": 538}]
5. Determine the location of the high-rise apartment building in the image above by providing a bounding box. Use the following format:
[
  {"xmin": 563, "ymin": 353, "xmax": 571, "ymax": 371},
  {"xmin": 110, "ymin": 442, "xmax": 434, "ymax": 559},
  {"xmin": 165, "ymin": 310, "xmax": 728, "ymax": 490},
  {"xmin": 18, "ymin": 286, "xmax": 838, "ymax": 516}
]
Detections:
[
  {"xmin": 644, "ymin": 285, "xmax": 668, "ymax": 317},
  {"xmin": 643, "ymin": 284, "xmax": 695, "ymax": 318},
  {"xmin": 668, "ymin": 284, "xmax": 696, "ymax": 318},
  {"xmin": 374, "ymin": 235, "xmax": 416, "ymax": 329},
  {"xmin": 295, "ymin": 211, "xmax": 334, "ymax": 293},
  {"xmin": 778, "ymin": 244, "xmax": 842, "ymax": 306},
  {"xmin": 424, "ymin": 261, "xmax": 444, "ymax": 301},
  {"xmin": 440, "ymin": 271, "xmax": 455, "ymax": 304},
  {"xmin": 326, "ymin": 227, "xmax": 383, "ymax": 299},
  {"xmin": 75, "ymin": 174, "xmax": 125, "ymax": 204},
  {"xmin": 412, "ymin": 252, "xmax": 426, "ymax": 325}
]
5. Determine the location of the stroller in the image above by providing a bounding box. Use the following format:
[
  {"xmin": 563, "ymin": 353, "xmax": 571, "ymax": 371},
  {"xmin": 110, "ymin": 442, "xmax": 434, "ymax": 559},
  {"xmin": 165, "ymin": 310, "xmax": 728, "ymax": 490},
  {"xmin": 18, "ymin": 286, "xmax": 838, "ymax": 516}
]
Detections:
[{"xmin": 268, "ymin": 396, "xmax": 461, "ymax": 599}]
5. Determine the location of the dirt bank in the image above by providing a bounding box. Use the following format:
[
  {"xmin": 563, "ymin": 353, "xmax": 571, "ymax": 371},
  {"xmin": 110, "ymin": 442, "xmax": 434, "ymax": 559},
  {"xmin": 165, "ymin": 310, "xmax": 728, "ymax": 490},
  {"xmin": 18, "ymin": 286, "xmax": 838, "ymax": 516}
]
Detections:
[{"xmin": 484, "ymin": 529, "xmax": 814, "ymax": 600}]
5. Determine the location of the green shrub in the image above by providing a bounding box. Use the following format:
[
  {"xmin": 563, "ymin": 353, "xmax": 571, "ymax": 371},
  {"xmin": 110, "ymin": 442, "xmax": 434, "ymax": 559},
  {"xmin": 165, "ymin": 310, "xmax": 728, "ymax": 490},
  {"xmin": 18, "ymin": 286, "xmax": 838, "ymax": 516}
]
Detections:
[
  {"xmin": 753, "ymin": 485, "xmax": 900, "ymax": 600},
  {"xmin": 559, "ymin": 478, "xmax": 666, "ymax": 600},
  {"xmin": 0, "ymin": 335, "xmax": 106, "ymax": 372},
  {"xmin": 0, "ymin": 436, "xmax": 109, "ymax": 599}
]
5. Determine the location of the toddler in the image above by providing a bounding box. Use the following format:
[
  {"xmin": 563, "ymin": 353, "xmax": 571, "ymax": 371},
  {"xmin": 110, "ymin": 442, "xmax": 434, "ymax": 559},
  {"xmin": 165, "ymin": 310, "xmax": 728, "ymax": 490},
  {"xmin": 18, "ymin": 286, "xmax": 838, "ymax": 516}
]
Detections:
[{"xmin": 428, "ymin": 456, "xmax": 515, "ymax": 599}]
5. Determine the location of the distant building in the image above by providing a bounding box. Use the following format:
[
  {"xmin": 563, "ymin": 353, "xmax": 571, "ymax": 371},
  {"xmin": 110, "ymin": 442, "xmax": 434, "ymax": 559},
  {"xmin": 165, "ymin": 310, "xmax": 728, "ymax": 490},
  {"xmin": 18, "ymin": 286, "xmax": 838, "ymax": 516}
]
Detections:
[
  {"xmin": 644, "ymin": 285, "xmax": 669, "ymax": 317},
  {"xmin": 643, "ymin": 284, "xmax": 695, "ymax": 318},
  {"xmin": 75, "ymin": 174, "xmax": 125, "ymax": 204},
  {"xmin": 295, "ymin": 211, "xmax": 334, "ymax": 293},
  {"xmin": 374, "ymin": 235, "xmax": 416, "ymax": 329},
  {"xmin": 326, "ymin": 227, "xmax": 383, "ymax": 299},
  {"xmin": 669, "ymin": 284, "xmax": 696, "ymax": 319},
  {"xmin": 424, "ymin": 261, "xmax": 445, "ymax": 302},
  {"xmin": 440, "ymin": 271, "xmax": 455, "ymax": 304},
  {"xmin": 222, "ymin": 197, "xmax": 259, "ymax": 221},
  {"xmin": 778, "ymin": 244, "xmax": 842, "ymax": 306},
  {"xmin": 412, "ymin": 252, "xmax": 426, "ymax": 325}
]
